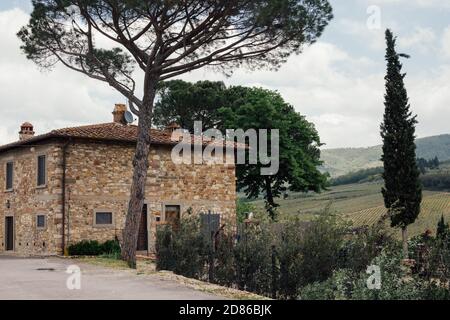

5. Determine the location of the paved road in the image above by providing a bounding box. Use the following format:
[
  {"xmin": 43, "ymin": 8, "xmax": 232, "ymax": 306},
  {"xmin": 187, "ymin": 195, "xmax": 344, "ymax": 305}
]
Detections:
[{"xmin": 0, "ymin": 255, "xmax": 223, "ymax": 300}]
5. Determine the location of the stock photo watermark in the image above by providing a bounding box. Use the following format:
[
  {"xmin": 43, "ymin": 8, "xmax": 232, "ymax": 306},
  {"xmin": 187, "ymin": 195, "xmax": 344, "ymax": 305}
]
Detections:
[
  {"xmin": 171, "ymin": 121, "xmax": 280, "ymax": 176},
  {"xmin": 66, "ymin": 265, "xmax": 81, "ymax": 290},
  {"xmin": 366, "ymin": 265, "xmax": 382, "ymax": 290},
  {"xmin": 367, "ymin": 5, "xmax": 382, "ymax": 30}
]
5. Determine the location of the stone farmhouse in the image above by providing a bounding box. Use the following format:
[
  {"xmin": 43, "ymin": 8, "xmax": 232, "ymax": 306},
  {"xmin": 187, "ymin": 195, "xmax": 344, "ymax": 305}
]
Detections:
[{"xmin": 0, "ymin": 104, "xmax": 237, "ymax": 256}]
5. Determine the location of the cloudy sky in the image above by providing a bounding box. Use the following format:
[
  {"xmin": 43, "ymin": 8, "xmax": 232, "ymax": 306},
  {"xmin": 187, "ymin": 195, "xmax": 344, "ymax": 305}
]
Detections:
[{"xmin": 0, "ymin": 0, "xmax": 449, "ymax": 148}]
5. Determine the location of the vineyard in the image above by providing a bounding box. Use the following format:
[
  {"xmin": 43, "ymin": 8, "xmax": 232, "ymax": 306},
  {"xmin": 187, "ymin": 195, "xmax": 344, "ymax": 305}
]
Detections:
[
  {"xmin": 249, "ymin": 182, "xmax": 450, "ymax": 238},
  {"xmin": 344, "ymin": 192, "xmax": 450, "ymax": 237}
]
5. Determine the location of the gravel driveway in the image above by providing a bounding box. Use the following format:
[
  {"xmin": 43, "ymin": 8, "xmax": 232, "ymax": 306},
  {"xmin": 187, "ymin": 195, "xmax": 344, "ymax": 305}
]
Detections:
[{"xmin": 0, "ymin": 255, "xmax": 223, "ymax": 300}]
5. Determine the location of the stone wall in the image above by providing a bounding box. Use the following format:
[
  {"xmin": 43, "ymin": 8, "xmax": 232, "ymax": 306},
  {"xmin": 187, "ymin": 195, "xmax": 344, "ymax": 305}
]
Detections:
[
  {"xmin": 0, "ymin": 143, "xmax": 64, "ymax": 255},
  {"xmin": 0, "ymin": 139, "xmax": 236, "ymax": 255}
]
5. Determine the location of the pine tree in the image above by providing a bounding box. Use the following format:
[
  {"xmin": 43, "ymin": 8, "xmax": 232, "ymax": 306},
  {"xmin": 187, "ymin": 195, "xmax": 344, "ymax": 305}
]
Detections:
[{"xmin": 380, "ymin": 29, "xmax": 422, "ymax": 258}]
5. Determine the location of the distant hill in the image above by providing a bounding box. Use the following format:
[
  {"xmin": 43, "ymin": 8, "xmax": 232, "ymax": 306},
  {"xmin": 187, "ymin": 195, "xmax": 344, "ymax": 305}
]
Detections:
[{"xmin": 321, "ymin": 134, "xmax": 450, "ymax": 177}]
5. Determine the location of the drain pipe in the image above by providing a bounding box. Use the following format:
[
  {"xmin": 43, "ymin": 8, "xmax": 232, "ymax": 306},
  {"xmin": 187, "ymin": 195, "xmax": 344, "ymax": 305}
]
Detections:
[{"xmin": 61, "ymin": 140, "xmax": 70, "ymax": 255}]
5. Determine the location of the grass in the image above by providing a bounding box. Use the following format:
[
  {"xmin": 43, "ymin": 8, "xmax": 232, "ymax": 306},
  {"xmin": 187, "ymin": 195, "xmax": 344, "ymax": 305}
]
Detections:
[
  {"xmin": 249, "ymin": 182, "xmax": 450, "ymax": 238},
  {"xmin": 74, "ymin": 256, "xmax": 130, "ymax": 269}
]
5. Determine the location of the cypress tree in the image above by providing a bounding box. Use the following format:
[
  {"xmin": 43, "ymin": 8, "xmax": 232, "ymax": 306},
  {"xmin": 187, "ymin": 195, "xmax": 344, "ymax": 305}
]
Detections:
[{"xmin": 380, "ymin": 29, "xmax": 422, "ymax": 258}]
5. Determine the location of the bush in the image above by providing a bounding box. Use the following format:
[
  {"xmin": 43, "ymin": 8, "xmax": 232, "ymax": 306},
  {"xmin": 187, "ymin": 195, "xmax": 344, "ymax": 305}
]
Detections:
[
  {"xmin": 234, "ymin": 223, "xmax": 273, "ymax": 296},
  {"xmin": 236, "ymin": 200, "xmax": 257, "ymax": 223},
  {"xmin": 154, "ymin": 212, "xmax": 449, "ymax": 300},
  {"xmin": 350, "ymin": 246, "xmax": 426, "ymax": 300},
  {"xmin": 276, "ymin": 221, "xmax": 304, "ymax": 299},
  {"xmin": 68, "ymin": 240, "xmax": 103, "ymax": 256},
  {"xmin": 100, "ymin": 239, "xmax": 121, "ymax": 258},
  {"xmin": 172, "ymin": 217, "xmax": 210, "ymax": 279},
  {"xmin": 297, "ymin": 212, "xmax": 348, "ymax": 285},
  {"xmin": 156, "ymin": 218, "xmax": 209, "ymax": 279},
  {"xmin": 299, "ymin": 269, "xmax": 354, "ymax": 300},
  {"xmin": 300, "ymin": 245, "xmax": 450, "ymax": 300},
  {"xmin": 338, "ymin": 224, "xmax": 394, "ymax": 273},
  {"xmin": 155, "ymin": 225, "xmax": 176, "ymax": 271},
  {"xmin": 68, "ymin": 239, "xmax": 121, "ymax": 257},
  {"xmin": 211, "ymin": 233, "xmax": 235, "ymax": 287}
]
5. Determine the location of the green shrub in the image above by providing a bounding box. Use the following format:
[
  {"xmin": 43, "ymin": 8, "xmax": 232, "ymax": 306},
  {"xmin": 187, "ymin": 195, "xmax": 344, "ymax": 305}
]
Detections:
[
  {"xmin": 68, "ymin": 240, "xmax": 102, "ymax": 256},
  {"xmin": 68, "ymin": 239, "xmax": 121, "ymax": 257},
  {"xmin": 100, "ymin": 239, "xmax": 121, "ymax": 259},
  {"xmin": 299, "ymin": 269, "xmax": 354, "ymax": 300},
  {"xmin": 211, "ymin": 233, "xmax": 235, "ymax": 287},
  {"xmin": 277, "ymin": 221, "xmax": 303, "ymax": 299},
  {"xmin": 350, "ymin": 246, "xmax": 426, "ymax": 300},
  {"xmin": 155, "ymin": 218, "xmax": 210, "ymax": 278},
  {"xmin": 338, "ymin": 224, "xmax": 395, "ymax": 273},
  {"xmin": 101, "ymin": 239, "xmax": 120, "ymax": 254},
  {"xmin": 297, "ymin": 212, "xmax": 348, "ymax": 285},
  {"xmin": 171, "ymin": 217, "xmax": 210, "ymax": 279},
  {"xmin": 154, "ymin": 212, "xmax": 449, "ymax": 300},
  {"xmin": 234, "ymin": 223, "xmax": 273, "ymax": 296},
  {"xmin": 155, "ymin": 225, "xmax": 176, "ymax": 271},
  {"xmin": 236, "ymin": 200, "xmax": 257, "ymax": 223}
]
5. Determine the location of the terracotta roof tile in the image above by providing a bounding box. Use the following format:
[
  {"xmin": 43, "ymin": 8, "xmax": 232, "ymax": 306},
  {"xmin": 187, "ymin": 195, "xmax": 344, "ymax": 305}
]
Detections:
[{"xmin": 0, "ymin": 122, "xmax": 245, "ymax": 153}]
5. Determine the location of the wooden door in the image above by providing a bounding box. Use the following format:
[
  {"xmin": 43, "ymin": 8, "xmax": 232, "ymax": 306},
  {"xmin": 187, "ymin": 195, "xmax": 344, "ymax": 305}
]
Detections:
[
  {"xmin": 5, "ymin": 216, "xmax": 14, "ymax": 251},
  {"xmin": 137, "ymin": 204, "xmax": 148, "ymax": 251}
]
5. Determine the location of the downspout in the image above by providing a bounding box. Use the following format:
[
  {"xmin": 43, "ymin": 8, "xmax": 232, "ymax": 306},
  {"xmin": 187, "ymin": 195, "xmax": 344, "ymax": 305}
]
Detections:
[{"xmin": 61, "ymin": 139, "xmax": 70, "ymax": 255}]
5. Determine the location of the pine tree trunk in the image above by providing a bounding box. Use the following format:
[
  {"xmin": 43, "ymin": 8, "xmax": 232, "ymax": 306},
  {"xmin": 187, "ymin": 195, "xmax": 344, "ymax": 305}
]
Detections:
[
  {"xmin": 402, "ymin": 226, "xmax": 409, "ymax": 259},
  {"xmin": 121, "ymin": 79, "xmax": 157, "ymax": 268}
]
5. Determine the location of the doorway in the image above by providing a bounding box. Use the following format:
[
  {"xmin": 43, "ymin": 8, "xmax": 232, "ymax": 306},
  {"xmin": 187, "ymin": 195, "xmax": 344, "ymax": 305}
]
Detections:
[
  {"xmin": 137, "ymin": 204, "xmax": 148, "ymax": 251},
  {"xmin": 5, "ymin": 216, "xmax": 14, "ymax": 251}
]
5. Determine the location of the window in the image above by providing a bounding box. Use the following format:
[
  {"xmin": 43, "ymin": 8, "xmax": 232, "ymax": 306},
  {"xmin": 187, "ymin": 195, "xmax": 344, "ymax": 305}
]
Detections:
[
  {"xmin": 36, "ymin": 215, "xmax": 46, "ymax": 229},
  {"xmin": 165, "ymin": 205, "xmax": 181, "ymax": 232},
  {"xmin": 95, "ymin": 212, "xmax": 113, "ymax": 226},
  {"xmin": 37, "ymin": 155, "xmax": 46, "ymax": 186},
  {"xmin": 6, "ymin": 162, "xmax": 13, "ymax": 190}
]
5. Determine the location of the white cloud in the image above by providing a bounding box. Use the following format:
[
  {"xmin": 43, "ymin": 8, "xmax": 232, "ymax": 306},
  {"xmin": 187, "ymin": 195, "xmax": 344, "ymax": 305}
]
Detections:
[
  {"xmin": 180, "ymin": 42, "xmax": 387, "ymax": 148},
  {"xmin": 0, "ymin": 8, "xmax": 122, "ymax": 145},
  {"xmin": 442, "ymin": 26, "xmax": 450, "ymax": 58},
  {"xmin": 399, "ymin": 27, "xmax": 437, "ymax": 53},
  {"xmin": 358, "ymin": 0, "xmax": 450, "ymax": 9},
  {"xmin": 0, "ymin": 6, "xmax": 448, "ymax": 150}
]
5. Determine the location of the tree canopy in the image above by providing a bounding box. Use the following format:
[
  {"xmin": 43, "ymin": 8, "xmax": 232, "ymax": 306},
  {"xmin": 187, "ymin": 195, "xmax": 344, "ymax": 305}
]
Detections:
[
  {"xmin": 154, "ymin": 81, "xmax": 328, "ymax": 219},
  {"xmin": 19, "ymin": 0, "xmax": 333, "ymax": 113},
  {"xmin": 154, "ymin": 80, "xmax": 227, "ymax": 131}
]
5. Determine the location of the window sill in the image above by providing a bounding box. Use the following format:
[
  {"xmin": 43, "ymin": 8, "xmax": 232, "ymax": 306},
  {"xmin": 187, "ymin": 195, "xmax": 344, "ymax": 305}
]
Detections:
[
  {"xmin": 4, "ymin": 189, "xmax": 14, "ymax": 193},
  {"xmin": 93, "ymin": 224, "xmax": 115, "ymax": 229},
  {"xmin": 36, "ymin": 185, "xmax": 47, "ymax": 190}
]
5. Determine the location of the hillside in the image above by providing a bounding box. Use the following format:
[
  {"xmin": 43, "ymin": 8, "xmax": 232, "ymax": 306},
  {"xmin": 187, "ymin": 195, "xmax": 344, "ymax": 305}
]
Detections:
[
  {"xmin": 248, "ymin": 182, "xmax": 450, "ymax": 239},
  {"xmin": 321, "ymin": 134, "xmax": 450, "ymax": 177}
]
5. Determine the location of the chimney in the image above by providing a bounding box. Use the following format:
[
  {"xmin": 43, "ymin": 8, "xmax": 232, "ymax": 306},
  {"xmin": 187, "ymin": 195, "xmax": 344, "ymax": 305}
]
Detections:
[
  {"xmin": 112, "ymin": 103, "xmax": 127, "ymax": 124},
  {"xmin": 19, "ymin": 122, "xmax": 35, "ymax": 141},
  {"xmin": 165, "ymin": 122, "xmax": 183, "ymax": 141}
]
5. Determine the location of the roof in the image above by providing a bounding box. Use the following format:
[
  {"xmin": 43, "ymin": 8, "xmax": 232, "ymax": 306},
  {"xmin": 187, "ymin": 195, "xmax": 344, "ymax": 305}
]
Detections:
[{"xmin": 0, "ymin": 122, "xmax": 245, "ymax": 153}]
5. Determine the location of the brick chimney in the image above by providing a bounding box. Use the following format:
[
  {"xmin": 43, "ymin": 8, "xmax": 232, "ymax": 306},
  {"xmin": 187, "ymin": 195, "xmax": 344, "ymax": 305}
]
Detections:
[
  {"xmin": 112, "ymin": 103, "xmax": 127, "ymax": 124},
  {"xmin": 165, "ymin": 122, "xmax": 184, "ymax": 141},
  {"xmin": 19, "ymin": 122, "xmax": 35, "ymax": 141}
]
